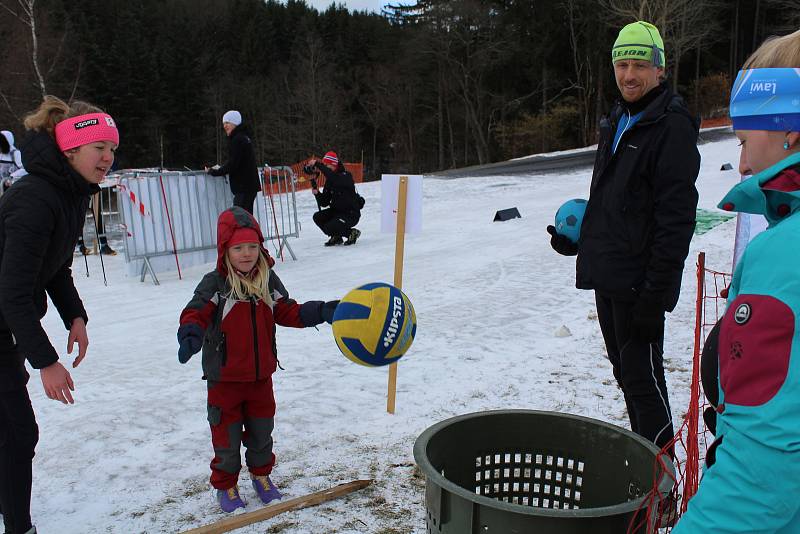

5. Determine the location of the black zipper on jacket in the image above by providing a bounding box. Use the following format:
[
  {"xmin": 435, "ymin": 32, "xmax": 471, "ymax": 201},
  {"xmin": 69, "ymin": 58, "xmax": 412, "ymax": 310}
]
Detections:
[
  {"xmin": 217, "ymin": 333, "xmax": 227, "ymax": 367},
  {"xmin": 215, "ymin": 294, "xmax": 228, "ymax": 369},
  {"xmin": 250, "ymin": 296, "xmax": 260, "ymax": 380}
]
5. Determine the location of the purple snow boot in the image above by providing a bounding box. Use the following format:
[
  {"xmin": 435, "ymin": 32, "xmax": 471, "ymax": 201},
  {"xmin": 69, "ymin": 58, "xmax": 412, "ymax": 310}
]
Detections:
[
  {"xmin": 216, "ymin": 486, "xmax": 246, "ymax": 513},
  {"xmin": 251, "ymin": 475, "xmax": 282, "ymax": 504}
]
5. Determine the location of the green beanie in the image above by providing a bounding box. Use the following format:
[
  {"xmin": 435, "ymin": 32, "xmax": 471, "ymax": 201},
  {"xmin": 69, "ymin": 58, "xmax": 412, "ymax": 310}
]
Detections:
[{"xmin": 612, "ymin": 21, "xmax": 665, "ymax": 67}]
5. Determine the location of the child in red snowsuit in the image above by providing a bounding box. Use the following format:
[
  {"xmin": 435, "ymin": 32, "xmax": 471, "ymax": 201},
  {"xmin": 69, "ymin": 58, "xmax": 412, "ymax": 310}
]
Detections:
[{"xmin": 177, "ymin": 206, "xmax": 338, "ymax": 512}]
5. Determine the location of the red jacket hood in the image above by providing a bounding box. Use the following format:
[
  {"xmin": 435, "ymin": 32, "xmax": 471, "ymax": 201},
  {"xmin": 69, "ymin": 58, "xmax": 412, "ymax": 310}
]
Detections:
[{"xmin": 216, "ymin": 207, "xmax": 274, "ymax": 274}]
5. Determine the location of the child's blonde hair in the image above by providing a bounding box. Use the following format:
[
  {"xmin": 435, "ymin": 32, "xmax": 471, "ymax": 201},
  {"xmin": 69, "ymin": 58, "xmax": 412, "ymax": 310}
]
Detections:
[{"xmin": 223, "ymin": 249, "xmax": 273, "ymax": 306}]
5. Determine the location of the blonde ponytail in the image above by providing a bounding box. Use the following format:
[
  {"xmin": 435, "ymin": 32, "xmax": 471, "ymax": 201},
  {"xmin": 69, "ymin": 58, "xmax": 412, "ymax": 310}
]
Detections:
[{"xmin": 23, "ymin": 95, "xmax": 105, "ymax": 137}]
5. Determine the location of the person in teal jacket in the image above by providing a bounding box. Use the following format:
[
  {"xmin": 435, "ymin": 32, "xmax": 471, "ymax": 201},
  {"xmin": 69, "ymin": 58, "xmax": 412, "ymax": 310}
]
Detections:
[{"xmin": 673, "ymin": 30, "xmax": 800, "ymax": 533}]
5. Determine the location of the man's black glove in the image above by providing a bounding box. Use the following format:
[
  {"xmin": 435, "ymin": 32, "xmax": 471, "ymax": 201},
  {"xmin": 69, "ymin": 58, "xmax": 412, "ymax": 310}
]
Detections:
[
  {"xmin": 321, "ymin": 300, "xmax": 339, "ymax": 325},
  {"xmin": 177, "ymin": 324, "xmax": 204, "ymax": 364},
  {"xmin": 630, "ymin": 294, "xmax": 665, "ymax": 342},
  {"xmin": 546, "ymin": 225, "xmax": 578, "ymax": 256}
]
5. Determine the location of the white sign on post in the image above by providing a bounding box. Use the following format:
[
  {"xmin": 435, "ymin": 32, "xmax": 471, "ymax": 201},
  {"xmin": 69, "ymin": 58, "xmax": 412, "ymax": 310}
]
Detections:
[
  {"xmin": 731, "ymin": 174, "xmax": 768, "ymax": 270},
  {"xmin": 733, "ymin": 212, "xmax": 768, "ymax": 269},
  {"xmin": 381, "ymin": 174, "xmax": 423, "ymax": 234}
]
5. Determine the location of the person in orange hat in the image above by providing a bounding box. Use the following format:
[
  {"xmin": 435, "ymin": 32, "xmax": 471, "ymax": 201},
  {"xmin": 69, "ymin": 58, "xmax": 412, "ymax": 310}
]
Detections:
[
  {"xmin": 308, "ymin": 151, "xmax": 363, "ymax": 246},
  {"xmin": 177, "ymin": 206, "xmax": 339, "ymax": 513}
]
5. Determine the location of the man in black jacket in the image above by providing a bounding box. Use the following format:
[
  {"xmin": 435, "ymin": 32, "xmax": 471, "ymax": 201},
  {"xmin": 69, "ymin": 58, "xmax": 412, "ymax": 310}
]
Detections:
[
  {"xmin": 206, "ymin": 110, "xmax": 261, "ymax": 214},
  {"xmin": 547, "ymin": 21, "xmax": 700, "ymax": 452},
  {"xmin": 309, "ymin": 151, "xmax": 362, "ymax": 246}
]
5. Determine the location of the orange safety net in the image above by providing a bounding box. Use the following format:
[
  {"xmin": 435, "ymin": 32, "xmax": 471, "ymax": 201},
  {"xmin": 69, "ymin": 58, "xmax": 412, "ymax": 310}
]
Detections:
[{"xmin": 627, "ymin": 252, "xmax": 731, "ymax": 533}]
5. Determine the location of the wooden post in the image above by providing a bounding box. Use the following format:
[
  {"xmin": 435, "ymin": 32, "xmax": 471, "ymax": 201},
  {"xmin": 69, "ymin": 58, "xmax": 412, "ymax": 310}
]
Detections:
[
  {"xmin": 180, "ymin": 479, "xmax": 372, "ymax": 534},
  {"xmin": 387, "ymin": 176, "xmax": 408, "ymax": 414}
]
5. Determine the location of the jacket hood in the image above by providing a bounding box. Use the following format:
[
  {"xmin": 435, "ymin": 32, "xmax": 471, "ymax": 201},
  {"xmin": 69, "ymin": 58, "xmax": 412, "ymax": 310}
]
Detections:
[
  {"xmin": 1, "ymin": 130, "xmax": 14, "ymax": 149},
  {"xmin": 216, "ymin": 206, "xmax": 274, "ymax": 274},
  {"xmin": 19, "ymin": 130, "xmax": 99, "ymax": 196},
  {"xmin": 718, "ymin": 152, "xmax": 800, "ymax": 226}
]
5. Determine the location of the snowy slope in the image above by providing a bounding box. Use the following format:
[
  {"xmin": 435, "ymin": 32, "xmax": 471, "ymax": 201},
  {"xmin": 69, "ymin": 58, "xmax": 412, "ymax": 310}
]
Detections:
[{"xmin": 30, "ymin": 136, "xmax": 741, "ymax": 533}]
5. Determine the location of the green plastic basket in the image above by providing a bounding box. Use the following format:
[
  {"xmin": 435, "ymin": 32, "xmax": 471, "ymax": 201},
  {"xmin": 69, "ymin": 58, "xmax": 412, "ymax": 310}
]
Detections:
[{"xmin": 413, "ymin": 410, "xmax": 674, "ymax": 534}]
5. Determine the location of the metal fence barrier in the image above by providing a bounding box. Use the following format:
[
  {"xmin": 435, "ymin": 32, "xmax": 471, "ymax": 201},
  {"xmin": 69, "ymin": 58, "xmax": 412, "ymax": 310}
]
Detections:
[
  {"xmin": 80, "ymin": 177, "xmax": 125, "ymax": 253},
  {"xmin": 97, "ymin": 178, "xmax": 123, "ymax": 240},
  {"xmin": 115, "ymin": 168, "xmax": 300, "ymax": 285},
  {"xmin": 263, "ymin": 164, "xmax": 301, "ymax": 250}
]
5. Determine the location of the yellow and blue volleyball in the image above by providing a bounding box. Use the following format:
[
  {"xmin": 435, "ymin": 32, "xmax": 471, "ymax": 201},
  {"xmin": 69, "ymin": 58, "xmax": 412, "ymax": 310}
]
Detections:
[{"xmin": 331, "ymin": 282, "xmax": 417, "ymax": 367}]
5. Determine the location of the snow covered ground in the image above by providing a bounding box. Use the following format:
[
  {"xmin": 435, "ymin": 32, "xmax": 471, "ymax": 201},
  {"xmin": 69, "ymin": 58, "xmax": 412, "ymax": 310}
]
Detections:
[{"xmin": 31, "ymin": 135, "xmax": 741, "ymax": 533}]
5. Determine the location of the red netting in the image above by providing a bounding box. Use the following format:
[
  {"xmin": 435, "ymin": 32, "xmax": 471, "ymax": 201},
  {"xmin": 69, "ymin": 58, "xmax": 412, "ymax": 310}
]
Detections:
[{"xmin": 627, "ymin": 252, "xmax": 731, "ymax": 533}]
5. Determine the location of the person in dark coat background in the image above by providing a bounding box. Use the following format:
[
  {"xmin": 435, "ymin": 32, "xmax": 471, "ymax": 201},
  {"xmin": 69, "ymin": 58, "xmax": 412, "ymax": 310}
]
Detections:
[
  {"xmin": 205, "ymin": 110, "xmax": 261, "ymax": 215},
  {"xmin": 309, "ymin": 151, "xmax": 362, "ymax": 246},
  {"xmin": 0, "ymin": 95, "xmax": 119, "ymax": 534},
  {"xmin": 547, "ymin": 21, "xmax": 700, "ymax": 455}
]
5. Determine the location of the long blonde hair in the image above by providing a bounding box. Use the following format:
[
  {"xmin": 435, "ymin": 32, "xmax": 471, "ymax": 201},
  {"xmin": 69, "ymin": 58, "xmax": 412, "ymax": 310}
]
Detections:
[
  {"xmin": 743, "ymin": 29, "xmax": 800, "ymax": 69},
  {"xmin": 223, "ymin": 249, "xmax": 273, "ymax": 306},
  {"xmin": 23, "ymin": 95, "xmax": 104, "ymax": 137}
]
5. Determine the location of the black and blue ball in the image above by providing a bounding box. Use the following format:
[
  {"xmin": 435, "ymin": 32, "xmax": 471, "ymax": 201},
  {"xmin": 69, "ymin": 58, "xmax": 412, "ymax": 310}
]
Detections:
[{"xmin": 554, "ymin": 198, "xmax": 587, "ymax": 244}]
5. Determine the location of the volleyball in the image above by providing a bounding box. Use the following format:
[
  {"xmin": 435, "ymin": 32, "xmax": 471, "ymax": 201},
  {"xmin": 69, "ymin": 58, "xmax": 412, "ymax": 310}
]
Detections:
[
  {"xmin": 331, "ymin": 282, "xmax": 417, "ymax": 366},
  {"xmin": 554, "ymin": 198, "xmax": 587, "ymax": 244}
]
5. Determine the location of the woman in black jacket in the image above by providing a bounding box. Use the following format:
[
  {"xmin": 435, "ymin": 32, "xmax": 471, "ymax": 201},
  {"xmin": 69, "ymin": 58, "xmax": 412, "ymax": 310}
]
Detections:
[
  {"xmin": 0, "ymin": 95, "xmax": 119, "ymax": 534},
  {"xmin": 205, "ymin": 110, "xmax": 261, "ymax": 215}
]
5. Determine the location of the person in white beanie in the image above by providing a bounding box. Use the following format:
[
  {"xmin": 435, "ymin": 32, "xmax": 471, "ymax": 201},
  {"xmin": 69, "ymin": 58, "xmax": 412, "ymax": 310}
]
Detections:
[{"xmin": 205, "ymin": 110, "xmax": 260, "ymax": 214}]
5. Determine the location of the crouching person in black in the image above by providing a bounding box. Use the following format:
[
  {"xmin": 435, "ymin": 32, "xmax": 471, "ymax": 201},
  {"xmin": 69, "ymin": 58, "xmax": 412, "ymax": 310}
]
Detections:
[{"xmin": 308, "ymin": 151, "xmax": 362, "ymax": 246}]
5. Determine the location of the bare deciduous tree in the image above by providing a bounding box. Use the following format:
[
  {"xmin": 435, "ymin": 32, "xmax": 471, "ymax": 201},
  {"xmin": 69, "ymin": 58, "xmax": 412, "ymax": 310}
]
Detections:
[
  {"xmin": 563, "ymin": 0, "xmax": 597, "ymax": 147},
  {"xmin": 287, "ymin": 33, "xmax": 352, "ymax": 155},
  {"xmin": 0, "ymin": 0, "xmax": 47, "ymax": 97},
  {"xmin": 762, "ymin": 0, "xmax": 800, "ymax": 33},
  {"xmin": 423, "ymin": 0, "xmax": 508, "ymax": 165},
  {"xmin": 356, "ymin": 65, "xmax": 397, "ymax": 177}
]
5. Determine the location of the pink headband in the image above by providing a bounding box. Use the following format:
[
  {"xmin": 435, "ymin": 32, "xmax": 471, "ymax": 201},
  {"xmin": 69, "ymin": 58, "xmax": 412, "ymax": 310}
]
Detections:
[{"xmin": 54, "ymin": 112, "xmax": 119, "ymax": 152}]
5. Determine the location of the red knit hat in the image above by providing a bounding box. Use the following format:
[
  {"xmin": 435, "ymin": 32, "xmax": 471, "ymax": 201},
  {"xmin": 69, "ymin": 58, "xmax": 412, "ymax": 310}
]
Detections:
[
  {"xmin": 322, "ymin": 151, "xmax": 339, "ymax": 166},
  {"xmin": 227, "ymin": 227, "xmax": 260, "ymax": 248}
]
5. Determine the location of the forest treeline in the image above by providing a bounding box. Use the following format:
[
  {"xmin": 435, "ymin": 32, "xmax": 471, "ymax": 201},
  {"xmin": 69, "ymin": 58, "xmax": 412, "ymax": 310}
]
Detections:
[{"xmin": 1, "ymin": 0, "xmax": 798, "ymax": 176}]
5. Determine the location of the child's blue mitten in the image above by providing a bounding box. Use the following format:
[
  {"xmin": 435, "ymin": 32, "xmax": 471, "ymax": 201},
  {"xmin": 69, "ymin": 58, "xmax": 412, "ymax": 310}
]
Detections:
[{"xmin": 177, "ymin": 324, "xmax": 204, "ymax": 363}]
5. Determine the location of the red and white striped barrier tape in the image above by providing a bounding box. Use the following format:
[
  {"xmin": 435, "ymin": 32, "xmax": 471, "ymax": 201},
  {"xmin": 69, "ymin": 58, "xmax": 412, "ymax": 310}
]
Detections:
[{"xmin": 117, "ymin": 183, "xmax": 150, "ymax": 217}]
